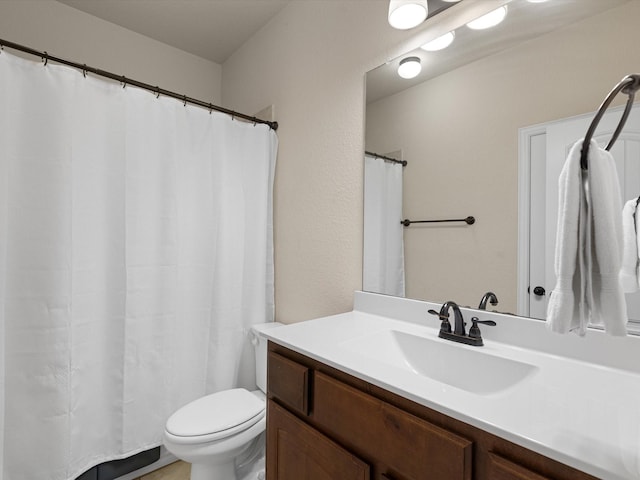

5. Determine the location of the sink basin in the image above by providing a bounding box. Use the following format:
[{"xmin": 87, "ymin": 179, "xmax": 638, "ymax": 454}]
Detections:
[{"xmin": 340, "ymin": 329, "xmax": 538, "ymax": 395}]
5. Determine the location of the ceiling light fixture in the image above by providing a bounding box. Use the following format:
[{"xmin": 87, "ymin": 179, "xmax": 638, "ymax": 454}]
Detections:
[
  {"xmin": 466, "ymin": 6, "xmax": 508, "ymax": 30},
  {"xmin": 397, "ymin": 57, "xmax": 422, "ymax": 79},
  {"xmin": 420, "ymin": 31, "xmax": 455, "ymax": 51},
  {"xmin": 388, "ymin": 0, "xmax": 429, "ymax": 30},
  {"xmin": 527, "ymin": 0, "xmax": 550, "ymax": 3}
]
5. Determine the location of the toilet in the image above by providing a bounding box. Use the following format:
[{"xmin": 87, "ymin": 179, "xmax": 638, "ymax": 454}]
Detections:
[{"xmin": 163, "ymin": 322, "xmax": 283, "ymax": 480}]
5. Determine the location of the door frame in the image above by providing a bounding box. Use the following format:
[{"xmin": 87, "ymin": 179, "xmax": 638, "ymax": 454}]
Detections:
[{"xmin": 517, "ymin": 123, "xmax": 548, "ymax": 318}]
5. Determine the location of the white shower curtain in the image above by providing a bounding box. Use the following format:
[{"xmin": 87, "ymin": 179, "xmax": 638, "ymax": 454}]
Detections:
[
  {"xmin": 0, "ymin": 52, "xmax": 277, "ymax": 480},
  {"xmin": 363, "ymin": 154, "xmax": 405, "ymax": 297}
]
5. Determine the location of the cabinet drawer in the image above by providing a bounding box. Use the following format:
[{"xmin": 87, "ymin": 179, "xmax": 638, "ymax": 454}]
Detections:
[
  {"xmin": 267, "ymin": 351, "xmax": 310, "ymax": 415},
  {"xmin": 267, "ymin": 399, "xmax": 370, "ymax": 480},
  {"xmin": 313, "ymin": 372, "xmax": 472, "ymax": 480},
  {"xmin": 488, "ymin": 453, "xmax": 552, "ymax": 480}
]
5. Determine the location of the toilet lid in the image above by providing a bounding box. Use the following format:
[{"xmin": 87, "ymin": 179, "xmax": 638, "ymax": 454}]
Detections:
[{"xmin": 166, "ymin": 388, "xmax": 265, "ymax": 438}]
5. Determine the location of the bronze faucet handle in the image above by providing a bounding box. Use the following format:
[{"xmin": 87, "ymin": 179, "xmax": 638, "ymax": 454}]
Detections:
[
  {"xmin": 428, "ymin": 309, "xmax": 452, "ymax": 333},
  {"xmin": 469, "ymin": 317, "xmax": 497, "ymax": 339}
]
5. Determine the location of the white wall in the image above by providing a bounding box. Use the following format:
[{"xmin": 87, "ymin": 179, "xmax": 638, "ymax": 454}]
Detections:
[
  {"xmin": 366, "ymin": 1, "xmax": 640, "ymax": 312},
  {"xmin": 0, "ymin": 0, "xmax": 221, "ymax": 103},
  {"xmin": 221, "ymin": 0, "xmax": 498, "ymax": 324}
]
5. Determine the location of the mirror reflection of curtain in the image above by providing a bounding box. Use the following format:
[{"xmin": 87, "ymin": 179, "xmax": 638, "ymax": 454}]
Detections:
[
  {"xmin": 363, "ymin": 154, "xmax": 405, "ymax": 296},
  {"xmin": 0, "ymin": 51, "xmax": 277, "ymax": 479}
]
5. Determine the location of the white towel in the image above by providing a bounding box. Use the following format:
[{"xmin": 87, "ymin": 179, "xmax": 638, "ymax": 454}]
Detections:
[
  {"xmin": 589, "ymin": 140, "xmax": 627, "ymax": 335},
  {"xmin": 546, "ymin": 139, "xmax": 585, "ymax": 334},
  {"xmin": 620, "ymin": 198, "xmax": 640, "ymax": 292},
  {"xmin": 546, "ymin": 139, "xmax": 627, "ymax": 336}
]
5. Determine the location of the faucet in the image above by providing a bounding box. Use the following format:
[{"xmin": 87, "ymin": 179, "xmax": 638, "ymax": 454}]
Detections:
[
  {"xmin": 439, "ymin": 301, "xmax": 466, "ymax": 336},
  {"xmin": 428, "ymin": 300, "xmax": 496, "ymax": 346},
  {"xmin": 478, "ymin": 291, "xmax": 498, "ymax": 310}
]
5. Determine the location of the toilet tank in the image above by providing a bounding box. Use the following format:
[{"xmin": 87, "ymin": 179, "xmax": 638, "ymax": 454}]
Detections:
[{"xmin": 250, "ymin": 322, "xmax": 284, "ymax": 393}]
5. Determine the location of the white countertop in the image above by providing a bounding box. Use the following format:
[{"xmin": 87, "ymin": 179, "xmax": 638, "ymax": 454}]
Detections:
[{"xmin": 263, "ymin": 291, "xmax": 640, "ymax": 480}]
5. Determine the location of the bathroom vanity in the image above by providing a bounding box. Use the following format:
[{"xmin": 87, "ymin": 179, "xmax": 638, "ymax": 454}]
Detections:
[{"xmin": 263, "ymin": 292, "xmax": 640, "ymax": 480}]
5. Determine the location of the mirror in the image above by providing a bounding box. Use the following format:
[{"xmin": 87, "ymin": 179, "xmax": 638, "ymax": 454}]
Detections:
[{"xmin": 364, "ymin": 0, "xmax": 638, "ymax": 318}]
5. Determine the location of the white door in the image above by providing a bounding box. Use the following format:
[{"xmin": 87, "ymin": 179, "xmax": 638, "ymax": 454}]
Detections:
[{"xmin": 523, "ymin": 104, "xmax": 640, "ymax": 326}]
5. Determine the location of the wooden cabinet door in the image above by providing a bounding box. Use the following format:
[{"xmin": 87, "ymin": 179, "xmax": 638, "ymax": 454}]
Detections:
[
  {"xmin": 488, "ymin": 453, "xmax": 553, "ymax": 480},
  {"xmin": 267, "ymin": 351, "xmax": 310, "ymax": 416},
  {"xmin": 266, "ymin": 399, "xmax": 370, "ymax": 480},
  {"xmin": 313, "ymin": 372, "xmax": 473, "ymax": 480}
]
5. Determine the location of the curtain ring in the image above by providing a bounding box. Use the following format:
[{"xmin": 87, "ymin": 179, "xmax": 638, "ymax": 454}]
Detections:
[
  {"xmin": 155, "ymin": 86, "xmax": 160, "ymax": 99},
  {"xmin": 183, "ymin": 95, "xmax": 187, "ymax": 107},
  {"xmin": 42, "ymin": 52, "xmax": 48, "ymax": 66},
  {"xmin": 121, "ymin": 76, "xmax": 127, "ymax": 88},
  {"xmin": 208, "ymin": 103, "xmax": 213, "ymax": 115},
  {"xmin": 82, "ymin": 64, "xmax": 87, "ymax": 78}
]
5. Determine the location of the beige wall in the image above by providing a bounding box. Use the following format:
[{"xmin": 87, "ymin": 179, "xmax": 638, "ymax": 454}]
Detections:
[
  {"xmin": 0, "ymin": 0, "xmax": 221, "ymax": 103},
  {"xmin": 366, "ymin": 1, "xmax": 640, "ymax": 312},
  {"xmin": 220, "ymin": 1, "xmax": 399, "ymax": 323},
  {"xmin": 221, "ymin": 0, "xmax": 502, "ymax": 324}
]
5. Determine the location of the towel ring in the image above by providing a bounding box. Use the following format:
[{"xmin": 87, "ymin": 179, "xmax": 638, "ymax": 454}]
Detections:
[{"xmin": 581, "ymin": 74, "xmax": 640, "ymax": 170}]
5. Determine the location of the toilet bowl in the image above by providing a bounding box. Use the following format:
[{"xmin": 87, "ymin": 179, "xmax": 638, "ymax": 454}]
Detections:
[{"xmin": 163, "ymin": 322, "xmax": 282, "ymax": 480}]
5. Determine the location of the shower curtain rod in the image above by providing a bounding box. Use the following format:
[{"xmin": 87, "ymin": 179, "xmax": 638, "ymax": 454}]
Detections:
[
  {"xmin": 0, "ymin": 38, "xmax": 279, "ymax": 131},
  {"xmin": 365, "ymin": 150, "xmax": 407, "ymax": 166}
]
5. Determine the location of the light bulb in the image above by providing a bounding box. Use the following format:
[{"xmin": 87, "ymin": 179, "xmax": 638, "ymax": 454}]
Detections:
[
  {"xmin": 420, "ymin": 31, "xmax": 455, "ymax": 51},
  {"xmin": 388, "ymin": 0, "xmax": 429, "ymax": 30},
  {"xmin": 397, "ymin": 57, "xmax": 422, "ymax": 79},
  {"xmin": 466, "ymin": 6, "xmax": 507, "ymax": 30}
]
